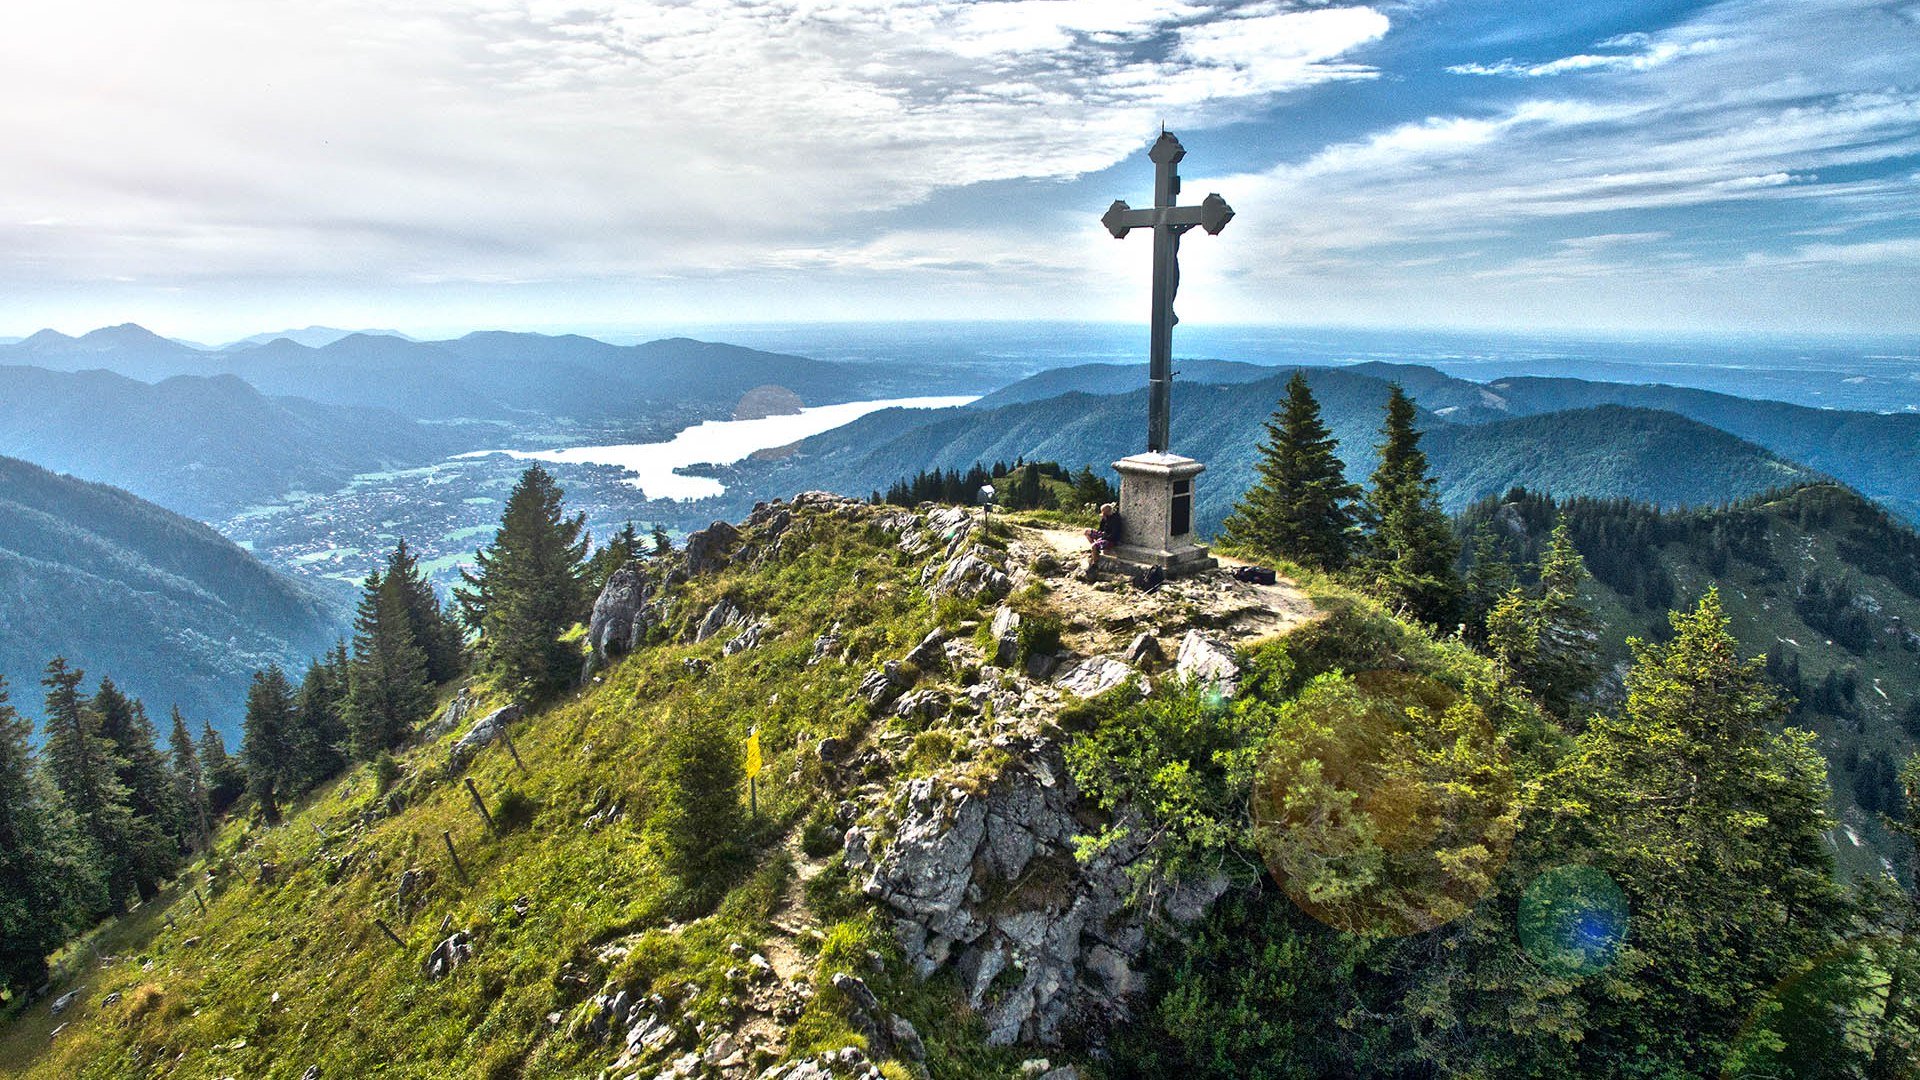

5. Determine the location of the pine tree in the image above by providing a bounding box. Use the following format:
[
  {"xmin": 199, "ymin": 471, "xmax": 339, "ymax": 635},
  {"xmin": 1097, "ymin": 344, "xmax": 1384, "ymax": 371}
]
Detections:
[
  {"xmin": 0, "ymin": 676, "xmax": 105, "ymax": 993},
  {"xmin": 385, "ymin": 540, "xmax": 464, "ymax": 685},
  {"xmin": 1526, "ymin": 590, "xmax": 1850, "ymax": 1071},
  {"xmin": 198, "ymin": 721, "xmax": 243, "ymax": 814},
  {"xmin": 39, "ymin": 658, "xmax": 139, "ymax": 910},
  {"xmin": 91, "ymin": 679, "xmax": 178, "ymax": 896},
  {"xmin": 290, "ymin": 649, "xmax": 349, "ymax": 790},
  {"xmin": 167, "ymin": 708, "xmax": 210, "ymax": 853},
  {"xmin": 1220, "ymin": 371, "xmax": 1359, "ymax": 569},
  {"xmin": 345, "ymin": 568, "xmax": 433, "ymax": 759},
  {"xmin": 1530, "ymin": 522, "xmax": 1603, "ymax": 708},
  {"xmin": 1364, "ymin": 385, "xmax": 1462, "ymax": 626},
  {"xmin": 241, "ymin": 665, "xmax": 297, "ymax": 824},
  {"xmin": 588, "ymin": 521, "xmax": 644, "ymax": 595},
  {"xmin": 456, "ymin": 465, "xmax": 591, "ymax": 697}
]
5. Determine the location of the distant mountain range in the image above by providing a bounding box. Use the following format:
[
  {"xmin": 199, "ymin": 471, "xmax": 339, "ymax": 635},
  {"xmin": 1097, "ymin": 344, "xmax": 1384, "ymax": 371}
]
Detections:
[
  {"xmin": 0, "ymin": 365, "xmax": 482, "ymax": 520},
  {"xmin": 719, "ymin": 366, "xmax": 1822, "ymax": 532},
  {"xmin": 219, "ymin": 326, "xmax": 416, "ymax": 350},
  {"xmin": 0, "ymin": 324, "xmax": 984, "ymax": 422},
  {"xmin": 0, "ymin": 455, "xmax": 342, "ymax": 736}
]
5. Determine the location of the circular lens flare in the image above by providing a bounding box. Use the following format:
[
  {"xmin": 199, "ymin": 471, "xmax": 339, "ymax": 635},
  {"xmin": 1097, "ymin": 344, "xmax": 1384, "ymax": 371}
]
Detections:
[{"xmin": 1518, "ymin": 865, "xmax": 1629, "ymax": 976}]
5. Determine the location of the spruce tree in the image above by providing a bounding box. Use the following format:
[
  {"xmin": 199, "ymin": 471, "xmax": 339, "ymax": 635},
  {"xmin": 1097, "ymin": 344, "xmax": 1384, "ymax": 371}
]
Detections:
[
  {"xmin": 290, "ymin": 650, "xmax": 349, "ymax": 790},
  {"xmin": 198, "ymin": 721, "xmax": 244, "ymax": 814},
  {"xmin": 1363, "ymin": 385, "xmax": 1462, "ymax": 626},
  {"xmin": 653, "ymin": 710, "xmax": 744, "ymax": 906},
  {"xmin": 1531, "ymin": 522, "xmax": 1603, "ymax": 708},
  {"xmin": 91, "ymin": 679, "xmax": 178, "ymax": 895},
  {"xmin": 588, "ymin": 521, "xmax": 644, "ymax": 594},
  {"xmin": 652, "ymin": 524, "xmax": 674, "ymax": 557},
  {"xmin": 385, "ymin": 540, "xmax": 464, "ymax": 685},
  {"xmin": 0, "ymin": 676, "xmax": 105, "ymax": 993},
  {"xmin": 457, "ymin": 465, "xmax": 591, "ymax": 697},
  {"xmin": 346, "ymin": 568, "xmax": 433, "ymax": 759},
  {"xmin": 167, "ymin": 708, "xmax": 210, "ymax": 853},
  {"xmin": 241, "ymin": 665, "xmax": 297, "ymax": 823},
  {"xmin": 39, "ymin": 658, "xmax": 139, "ymax": 910},
  {"xmin": 1220, "ymin": 371, "xmax": 1359, "ymax": 569}
]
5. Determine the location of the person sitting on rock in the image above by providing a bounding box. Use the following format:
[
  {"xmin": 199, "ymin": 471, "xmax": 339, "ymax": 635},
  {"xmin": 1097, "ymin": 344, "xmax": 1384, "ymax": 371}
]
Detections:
[{"xmin": 1084, "ymin": 502, "xmax": 1121, "ymax": 560}]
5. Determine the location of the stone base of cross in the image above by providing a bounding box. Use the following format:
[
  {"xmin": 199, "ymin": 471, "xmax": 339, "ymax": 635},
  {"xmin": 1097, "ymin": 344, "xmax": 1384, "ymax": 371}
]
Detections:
[{"xmin": 1108, "ymin": 452, "xmax": 1218, "ymax": 575}]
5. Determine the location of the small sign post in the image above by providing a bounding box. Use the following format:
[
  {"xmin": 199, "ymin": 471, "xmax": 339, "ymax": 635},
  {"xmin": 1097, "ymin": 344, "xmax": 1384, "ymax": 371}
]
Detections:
[{"xmin": 745, "ymin": 726, "xmax": 763, "ymax": 819}]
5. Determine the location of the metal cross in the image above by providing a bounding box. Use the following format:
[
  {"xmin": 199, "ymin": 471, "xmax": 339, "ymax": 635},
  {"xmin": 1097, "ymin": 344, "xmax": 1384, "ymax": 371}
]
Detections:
[{"xmin": 1102, "ymin": 131, "xmax": 1234, "ymax": 454}]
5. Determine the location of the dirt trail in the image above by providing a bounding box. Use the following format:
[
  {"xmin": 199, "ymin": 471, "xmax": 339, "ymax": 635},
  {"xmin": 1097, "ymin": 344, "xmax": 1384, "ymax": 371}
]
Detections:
[{"xmin": 1023, "ymin": 525, "xmax": 1317, "ymax": 656}]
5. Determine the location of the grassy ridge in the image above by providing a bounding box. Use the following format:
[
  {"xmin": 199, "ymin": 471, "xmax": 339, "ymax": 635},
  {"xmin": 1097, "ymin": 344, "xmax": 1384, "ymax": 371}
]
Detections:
[{"xmin": 1, "ymin": 510, "xmax": 1025, "ymax": 1078}]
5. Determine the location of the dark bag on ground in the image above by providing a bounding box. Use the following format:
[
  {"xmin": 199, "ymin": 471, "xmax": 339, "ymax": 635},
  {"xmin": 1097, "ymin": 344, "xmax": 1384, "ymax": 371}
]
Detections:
[{"xmin": 1231, "ymin": 565, "xmax": 1277, "ymax": 586}]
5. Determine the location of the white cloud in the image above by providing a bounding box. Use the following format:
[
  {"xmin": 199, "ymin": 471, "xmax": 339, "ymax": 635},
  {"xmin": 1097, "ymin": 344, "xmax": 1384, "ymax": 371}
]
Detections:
[
  {"xmin": 0, "ymin": 0, "xmax": 1389, "ymax": 300},
  {"xmin": 1449, "ymin": 38, "xmax": 1723, "ymax": 78}
]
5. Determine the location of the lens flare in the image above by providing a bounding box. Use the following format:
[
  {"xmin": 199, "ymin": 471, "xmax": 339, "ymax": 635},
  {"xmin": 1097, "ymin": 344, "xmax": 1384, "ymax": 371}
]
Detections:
[
  {"xmin": 1518, "ymin": 865, "xmax": 1629, "ymax": 976},
  {"xmin": 1253, "ymin": 670, "xmax": 1516, "ymax": 936}
]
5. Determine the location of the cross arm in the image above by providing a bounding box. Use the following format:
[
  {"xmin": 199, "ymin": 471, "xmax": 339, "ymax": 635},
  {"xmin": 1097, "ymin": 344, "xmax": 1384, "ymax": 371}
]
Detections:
[{"xmin": 1101, "ymin": 193, "xmax": 1235, "ymax": 238}]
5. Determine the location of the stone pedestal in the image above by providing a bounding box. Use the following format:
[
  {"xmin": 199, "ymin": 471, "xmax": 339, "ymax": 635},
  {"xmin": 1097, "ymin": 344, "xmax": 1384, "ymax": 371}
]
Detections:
[{"xmin": 1109, "ymin": 452, "xmax": 1217, "ymax": 575}]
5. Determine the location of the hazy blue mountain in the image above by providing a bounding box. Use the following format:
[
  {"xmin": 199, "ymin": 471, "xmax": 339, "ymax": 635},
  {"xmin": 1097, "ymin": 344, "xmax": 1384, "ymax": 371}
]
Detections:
[
  {"xmin": 1471, "ymin": 374, "xmax": 1920, "ymax": 521},
  {"xmin": 1422, "ymin": 405, "xmax": 1816, "ymax": 510},
  {"xmin": 0, "ymin": 326, "xmax": 988, "ymax": 424},
  {"xmin": 975, "ymin": 360, "xmax": 1917, "ymax": 521},
  {"xmin": 0, "ymin": 455, "xmax": 342, "ymax": 736},
  {"xmin": 721, "ymin": 369, "xmax": 1811, "ymax": 532},
  {"xmin": 6, "ymin": 324, "xmax": 207, "ymax": 382},
  {"xmin": 0, "ymin": 365, "xmax": 478, "ymax": 519},
  {"xmin": 219, "ymin": 326, "xmax": 417, "ymax": 350}
]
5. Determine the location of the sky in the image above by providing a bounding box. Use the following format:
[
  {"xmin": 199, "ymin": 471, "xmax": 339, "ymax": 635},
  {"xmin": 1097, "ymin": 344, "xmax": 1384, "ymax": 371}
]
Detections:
[{"xmin": 2, "ymin": 0, "xmax": 1917, "ymax": 341}]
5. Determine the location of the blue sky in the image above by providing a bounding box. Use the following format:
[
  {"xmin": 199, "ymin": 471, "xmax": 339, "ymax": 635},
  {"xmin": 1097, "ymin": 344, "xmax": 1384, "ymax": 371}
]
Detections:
[{"xmin": 1, "ymin": 0, "xmax": 1916, "ymax": 341}]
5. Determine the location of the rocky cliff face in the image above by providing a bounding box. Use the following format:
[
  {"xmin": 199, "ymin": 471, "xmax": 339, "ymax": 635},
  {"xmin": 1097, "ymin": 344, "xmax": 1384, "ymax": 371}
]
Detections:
[{"xmin": 582, "ymin": 493, "xmax": 1314, "ymax": 1064}]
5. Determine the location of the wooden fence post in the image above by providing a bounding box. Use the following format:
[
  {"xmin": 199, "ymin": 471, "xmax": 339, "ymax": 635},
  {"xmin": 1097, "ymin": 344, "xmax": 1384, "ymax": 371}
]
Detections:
[
  {"xmin": 463, "ymin": 778, "xmax": 497, "ymax": 833},
  {"xmin": 442, "ymin": 830, "xmax": 468, "ymax": 883},
  {"xmin": 373, "ymin": 918, "xmax": 406, "ymax": 949}
]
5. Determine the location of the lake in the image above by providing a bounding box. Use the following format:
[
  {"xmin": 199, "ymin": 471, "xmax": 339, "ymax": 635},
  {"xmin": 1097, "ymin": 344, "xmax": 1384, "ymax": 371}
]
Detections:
[{"xmin": 459, "ymin": 395, "xmax": 978, "ymax": 500}]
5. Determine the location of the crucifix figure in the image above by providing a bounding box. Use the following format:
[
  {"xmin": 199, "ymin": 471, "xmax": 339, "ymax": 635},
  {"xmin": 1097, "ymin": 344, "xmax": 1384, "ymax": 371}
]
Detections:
[{"xmin": 1102, "ymin": 130, "xmax": 1234, "ymax": 454}]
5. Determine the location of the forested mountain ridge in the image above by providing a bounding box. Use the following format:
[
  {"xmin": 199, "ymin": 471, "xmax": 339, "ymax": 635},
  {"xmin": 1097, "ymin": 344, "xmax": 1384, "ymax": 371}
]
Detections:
[
  {"xmin": 0, "ymin": 455, "xmax": 341, "ymax": 733},
  {"xmin": 1461, "ymin": 482, "xmax": 1920, "ymax": 879},
  {"xmin": 718, "ymin": 368, "xmax": 1817, "ymax": 531},
  {"xmin": 0, "ymin": 364, "xmax": 476, "ymax": 519}
]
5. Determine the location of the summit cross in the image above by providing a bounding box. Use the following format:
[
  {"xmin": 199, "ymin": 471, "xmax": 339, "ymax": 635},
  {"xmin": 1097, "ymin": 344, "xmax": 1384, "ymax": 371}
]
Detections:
[{"xmin": 1102, "ymin": 130, "xmax": 1234, "ymax": 454}]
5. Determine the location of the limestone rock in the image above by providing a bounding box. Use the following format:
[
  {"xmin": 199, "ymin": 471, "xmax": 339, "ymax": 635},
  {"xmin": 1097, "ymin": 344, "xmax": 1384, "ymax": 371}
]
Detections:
[
  {"xmin": 447, "ymin": 705, "xmax": 523, "ymax": 774},
  {"xmin": 1123, "ymin": 633, "xmax": 1165, "ymax": 669},
  {"xmin": 693, "ymin": 598, "xmax": 745, "ymax": 643},
  {"xmin": 858, "ymin": 661, "xmax": 913, "ymax": 710},
  {"xmin": 1175, "ymin": 630, "xmax": 1240, "ymax": 698},
  {"xmin": 990, "ymin": 606, "xmax": 1023, "ymax": 665},
  {"xmin": 422, "ymin": 930, "xmax": 472, "ymax": 980},
  {"xmin": 928, "ymin": 548, "xmax": 1012, "ymax": 601},
  {"xmin": 49, "ymin": 990, "xmax": 82, "ymax": 1016},
  {"xmin": 1053, "ymin": 656, "xmax": 1138, "ymax": 698},
  {"xmin": 682, "ymin": 520, "xmax": 740, "ymax": 576},
  {"xmin": 722, "ymin": 618, "xmax": 769, "ymax": 656},
  {"xmin": 905, "ymin": 628, "xmax": 950, "ymax": 669},
  {"xmin": 586, "ymin": 563, "xmax": 664, "ymax": 669},
  {"xmin": 424, "ymin": 687, "xmax": 474, "ymax": 740},
  {"xmin": 890, "ymin": 1014, "xmax": 926, "ymax": 1061}
]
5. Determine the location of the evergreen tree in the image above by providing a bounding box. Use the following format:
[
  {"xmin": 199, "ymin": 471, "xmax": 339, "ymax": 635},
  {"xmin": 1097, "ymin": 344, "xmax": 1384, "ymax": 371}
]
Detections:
[
  {"xmin": 588, "ymin": 521, "xmax": 644, "ymax": 595},
  {"xmin": 290, "ymin": 648, "xmax": 349, "ymax": 790},
  {"xmin": 385, "ymin": 540, "xmax": 464, "ymax": 685},
  {"xmin": 0, "ymin": 676, "xmax": 105, "ymax": 993},
  {"xmin": 653, "ymin": 710, "xmax": 744, "ymax": 907},
  {"xmin": 1530, "ymin": 522, "xmax": 1603, "ymax": 708},
  {"xmin": 1219, "ymin": 371, "xmax": 1359, "ymax": 569},
  {"xmin": 652, "ymin": 524, "xmax": 674, "ymax": 556},
  {"xmin": 1461, "ymin": 522, "xmax": 1517, "ymax": 638},
  {"xmin": 198, "ymin": 721, "xmax": 243, "ymax": 815},
  {"xmin": 90, "ymin": 679, "xmax": 178, "ymax": 895},
  {"xmin": 1519, "ymin": 591, "xmax": 1849, "ymax": 1072},
  {"xmin": 1363, "ymin": 385, "xmax": 1462, "ymax": 626},
  {"xmin": 345, "ymin": 568, "xmax": 433, "ymax": 759},
  {"xmin": 456, "ymin": 465, "xmax": 591, "ymax": 697},
  {"xmin": 167, "ymin": 707, "xmax": 210, "ymax": 853},
  {"xmin": 241, "ymin": 665, "xmax": 297, "ymax": 824},
  {"xmin": 1071, "ymin": 466, "xmax": 1116, "ymax": 509},
  {"xmin": 39, "ymin": 658, "xmax": 139, "ymax": 910}
]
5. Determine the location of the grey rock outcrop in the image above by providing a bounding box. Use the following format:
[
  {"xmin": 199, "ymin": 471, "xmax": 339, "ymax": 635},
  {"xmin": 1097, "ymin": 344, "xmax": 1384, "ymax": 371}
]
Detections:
[
  {"xmin": 586, "ymin": 563, "xmax": 666, "ymax": 667},
  {"xmin": 447, "ymin": 705, "xmax": 523, "ymax": 775},
  {"xmin": 694, "ymin": 598, "xmax": 745, "ymax": 642},
  {"xmin": 990, "ymin": 606, "xmax": 1023, "ymax": 665},
  {"xmin": 861, "ymin": 736, "xmax": 1223, "ymax": 1047},
  {"xmin": 1175, "ymin": 630, "xmax": 1241, "ymax": 698},
  {"xmin": 422, "ymin": 930, "xmax": 472, "ymax": 980},
  {"xmin": 927, "ymin": 548, "xmax": 1013, "ymax": 601},
  {"xmin": 682, "ymin": 520, "xmax": 740, "ymax": 576},
  {"xmin": 1053, "ymin": 656, "xmax": 1139, "ymax": 698}
]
